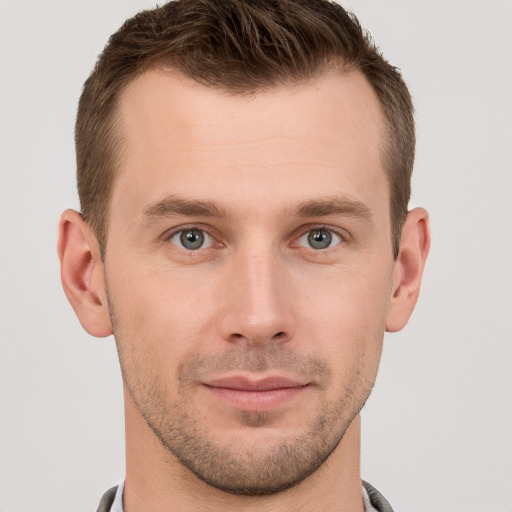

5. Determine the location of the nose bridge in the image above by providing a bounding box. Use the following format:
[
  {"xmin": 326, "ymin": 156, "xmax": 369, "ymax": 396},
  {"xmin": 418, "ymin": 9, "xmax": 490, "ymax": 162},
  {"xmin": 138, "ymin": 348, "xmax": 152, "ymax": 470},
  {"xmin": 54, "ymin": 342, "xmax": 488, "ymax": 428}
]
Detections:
[{"xmin": 220, "ymin": 239, "xmax": 294, "ymax": 345}]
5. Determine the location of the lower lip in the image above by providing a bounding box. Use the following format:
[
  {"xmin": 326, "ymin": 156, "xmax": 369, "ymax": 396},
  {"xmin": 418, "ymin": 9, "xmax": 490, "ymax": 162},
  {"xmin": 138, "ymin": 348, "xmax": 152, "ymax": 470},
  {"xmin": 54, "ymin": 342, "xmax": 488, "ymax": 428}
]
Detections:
[{"xmin": 204, "ymin": 385, "xmax": 308, "ymax": 411}]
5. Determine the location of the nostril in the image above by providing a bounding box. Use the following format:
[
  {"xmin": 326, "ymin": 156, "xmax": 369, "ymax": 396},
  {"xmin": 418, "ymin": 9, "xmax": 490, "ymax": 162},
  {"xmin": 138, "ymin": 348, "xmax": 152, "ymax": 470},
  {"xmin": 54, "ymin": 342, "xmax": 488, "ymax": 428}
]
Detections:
[{"xmin": 273, "ymin": 331, "xmax": 286, "ymax": 339}]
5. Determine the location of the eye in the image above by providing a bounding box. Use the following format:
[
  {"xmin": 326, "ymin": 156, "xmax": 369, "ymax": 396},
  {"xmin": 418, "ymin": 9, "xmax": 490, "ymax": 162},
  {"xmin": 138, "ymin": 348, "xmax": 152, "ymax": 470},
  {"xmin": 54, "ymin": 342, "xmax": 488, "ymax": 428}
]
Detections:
[
  {"xmin": 169, "ymin": 228, "xmax": 214, "ymax": 250},
  {"xmin": 297, "ymin": 228, "xmax": 342, "ymax": 250}
]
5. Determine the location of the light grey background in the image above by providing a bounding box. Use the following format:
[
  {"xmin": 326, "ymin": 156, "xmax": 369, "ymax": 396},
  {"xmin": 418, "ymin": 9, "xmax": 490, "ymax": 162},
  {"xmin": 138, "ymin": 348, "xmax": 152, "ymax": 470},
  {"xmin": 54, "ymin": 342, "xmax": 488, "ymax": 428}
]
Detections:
[{"xmin": 1, "ymin": 1, "xmax": 511, "ymax": 511}]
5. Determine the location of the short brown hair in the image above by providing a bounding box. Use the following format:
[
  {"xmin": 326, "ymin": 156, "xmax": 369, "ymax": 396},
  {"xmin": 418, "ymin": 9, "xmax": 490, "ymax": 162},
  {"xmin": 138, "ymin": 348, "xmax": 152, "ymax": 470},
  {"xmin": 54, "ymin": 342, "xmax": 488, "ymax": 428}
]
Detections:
[{"xmin": 76, "ymin": 0, "xmax": 414, "ymax": 258}]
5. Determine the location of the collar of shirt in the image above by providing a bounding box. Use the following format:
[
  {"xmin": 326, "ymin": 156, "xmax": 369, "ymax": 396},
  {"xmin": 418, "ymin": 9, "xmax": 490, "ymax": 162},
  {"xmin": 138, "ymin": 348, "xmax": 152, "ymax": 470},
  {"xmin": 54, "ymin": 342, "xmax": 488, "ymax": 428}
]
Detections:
[
  {"xmin": 109, "ymin": 480, "xmax": 124, "ymax": 512},
  {"xmin": 109, "ymin": 480, "xmax": 381, "ymax": 512}
]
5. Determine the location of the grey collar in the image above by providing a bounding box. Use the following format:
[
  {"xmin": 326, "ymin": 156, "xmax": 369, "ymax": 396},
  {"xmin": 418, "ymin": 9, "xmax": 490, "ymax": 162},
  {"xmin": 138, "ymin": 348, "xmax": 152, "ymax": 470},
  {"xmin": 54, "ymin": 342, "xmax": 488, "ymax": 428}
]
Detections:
[
  {"xmin": 363, "ymin": 480, "xmax": 395, "ymax": 512},
  {"xmin": 97, "ymin": 481, "xmax": 395, "ymax": 512}
]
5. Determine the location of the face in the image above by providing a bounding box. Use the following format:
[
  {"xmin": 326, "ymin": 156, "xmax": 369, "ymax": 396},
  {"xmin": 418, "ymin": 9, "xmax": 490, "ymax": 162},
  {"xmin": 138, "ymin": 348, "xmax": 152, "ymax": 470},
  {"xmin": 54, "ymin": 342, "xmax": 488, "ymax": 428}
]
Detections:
[{"xmin": 104, "ymin": 70, "xmax": 395, "ymax": 495}]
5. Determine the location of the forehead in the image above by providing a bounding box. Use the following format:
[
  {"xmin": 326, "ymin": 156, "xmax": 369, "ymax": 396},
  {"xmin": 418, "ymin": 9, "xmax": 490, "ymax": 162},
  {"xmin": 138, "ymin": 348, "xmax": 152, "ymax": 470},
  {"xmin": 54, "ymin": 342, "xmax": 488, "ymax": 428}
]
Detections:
[{"xmin": 112, "ymin": 69, "xmax": 388, "ymax": 222}]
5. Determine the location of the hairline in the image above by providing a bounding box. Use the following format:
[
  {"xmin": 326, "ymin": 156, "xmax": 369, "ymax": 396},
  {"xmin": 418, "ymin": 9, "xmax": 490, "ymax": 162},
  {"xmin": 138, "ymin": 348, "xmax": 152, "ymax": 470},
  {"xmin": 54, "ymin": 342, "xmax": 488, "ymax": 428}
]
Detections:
[{"xmin": 98, "ymin": 63, "xmax": 398, "ymax": 259}]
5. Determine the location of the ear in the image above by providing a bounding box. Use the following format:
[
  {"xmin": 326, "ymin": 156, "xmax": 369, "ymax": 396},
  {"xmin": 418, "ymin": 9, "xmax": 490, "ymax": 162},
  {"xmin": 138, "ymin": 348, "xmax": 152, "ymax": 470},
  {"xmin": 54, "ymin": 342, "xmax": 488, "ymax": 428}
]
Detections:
[
  {"xmin": 57, "ymin": 209, "xmax": 113, "ymax": 337},
  {"xmin": 386, "ymin": 207, "xmax": 431, "ymax": 332}
]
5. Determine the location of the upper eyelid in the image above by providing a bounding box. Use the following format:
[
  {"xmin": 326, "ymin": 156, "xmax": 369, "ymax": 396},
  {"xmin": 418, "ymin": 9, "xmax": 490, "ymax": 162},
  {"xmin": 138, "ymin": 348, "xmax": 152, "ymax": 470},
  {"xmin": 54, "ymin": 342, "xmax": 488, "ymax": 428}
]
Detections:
[
  {"xmin": 160, "ymin": 223, "xmax": 349, "ymax": 245},
  {"xmin": 295, "ymin": 227, "xmax": 343, "ymax": 247},
  {"xmin": 163, "ymin": 224, "xmax": 218, "ymax": 241},
  {"xmin": 167, "ymin": 227, "xmax": 218, "ymax": 252},
  {"xmin": 292, "ymin": 224, "xmax": 348, "ymax": 241}
]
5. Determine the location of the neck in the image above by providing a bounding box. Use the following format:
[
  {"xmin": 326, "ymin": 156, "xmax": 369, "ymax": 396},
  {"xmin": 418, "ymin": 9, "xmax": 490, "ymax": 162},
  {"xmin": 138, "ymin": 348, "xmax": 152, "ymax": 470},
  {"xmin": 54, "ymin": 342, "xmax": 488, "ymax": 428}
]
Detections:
[{"xmin": 123, "ymin": 390, "xmax": 364, "ymax": 512}]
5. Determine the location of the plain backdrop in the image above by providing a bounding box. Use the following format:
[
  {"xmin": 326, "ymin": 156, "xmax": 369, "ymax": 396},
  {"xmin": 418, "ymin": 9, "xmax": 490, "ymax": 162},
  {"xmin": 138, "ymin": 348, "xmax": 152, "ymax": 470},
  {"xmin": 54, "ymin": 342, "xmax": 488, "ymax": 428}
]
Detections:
[{"xmin": 0, "ymin": 1, "xmax": 511, "ymax": 511}]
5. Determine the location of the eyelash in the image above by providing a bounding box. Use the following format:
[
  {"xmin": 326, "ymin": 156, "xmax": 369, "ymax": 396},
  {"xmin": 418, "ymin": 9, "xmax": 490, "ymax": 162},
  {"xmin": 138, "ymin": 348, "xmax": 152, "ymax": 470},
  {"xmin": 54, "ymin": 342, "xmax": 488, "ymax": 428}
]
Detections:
[
  {"xmin": 166, "ymin": 225, "xmax": 219, "ymax": 251},
  {"xmin": 164, "ymin": 225, "xmax": 346, "ymax": 251},
  {"xmin": 294, "ymin": 226, "xmax": 344, "ymax": 250}
]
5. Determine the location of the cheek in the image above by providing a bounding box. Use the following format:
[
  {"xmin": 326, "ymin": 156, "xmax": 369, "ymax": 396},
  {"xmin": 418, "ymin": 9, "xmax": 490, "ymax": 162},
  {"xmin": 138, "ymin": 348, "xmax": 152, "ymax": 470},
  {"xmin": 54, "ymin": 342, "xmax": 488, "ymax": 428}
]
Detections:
[
  {"xmin": 302, "ymin": 265, "xmax": 392, "ymax": 336},
  {"xmin": 298, "ymin": 266, "xmax": 391, "ymax": 381},
  {"xmin": 107, "ymin": 259, "xmax": 221, "ymax": 365}
]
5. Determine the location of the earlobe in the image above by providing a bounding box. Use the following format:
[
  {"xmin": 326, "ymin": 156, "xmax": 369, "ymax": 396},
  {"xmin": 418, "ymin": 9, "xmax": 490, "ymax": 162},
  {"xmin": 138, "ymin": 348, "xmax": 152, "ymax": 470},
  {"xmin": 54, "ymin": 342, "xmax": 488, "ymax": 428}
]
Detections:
[
  {"xmin": 57, "ymin": 209, "xmax": 113, "ymax": 337},
  {"xmin": 386, "ymin": 207, "xmax": 431, "ymax": 332}
]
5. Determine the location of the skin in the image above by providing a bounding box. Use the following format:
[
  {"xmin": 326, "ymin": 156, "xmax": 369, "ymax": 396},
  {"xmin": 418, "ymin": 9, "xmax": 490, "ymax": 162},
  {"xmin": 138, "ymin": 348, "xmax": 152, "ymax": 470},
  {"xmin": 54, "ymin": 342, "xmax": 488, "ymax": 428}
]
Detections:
[{"xmin": 58, "ymin": 70, "xmax": 430, "ymax": 512}]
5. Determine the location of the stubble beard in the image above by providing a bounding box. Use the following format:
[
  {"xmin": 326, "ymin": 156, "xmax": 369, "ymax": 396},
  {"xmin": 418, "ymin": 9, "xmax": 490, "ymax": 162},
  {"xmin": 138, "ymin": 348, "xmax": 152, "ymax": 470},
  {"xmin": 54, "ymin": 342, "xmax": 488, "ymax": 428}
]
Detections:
[
  {"xmin": 119, "ymin": 345, "xmax": 377, "ymax": 496},
  {"xmin": 107, "ymin": 291, "xmax": 379, "ymax": 496}
]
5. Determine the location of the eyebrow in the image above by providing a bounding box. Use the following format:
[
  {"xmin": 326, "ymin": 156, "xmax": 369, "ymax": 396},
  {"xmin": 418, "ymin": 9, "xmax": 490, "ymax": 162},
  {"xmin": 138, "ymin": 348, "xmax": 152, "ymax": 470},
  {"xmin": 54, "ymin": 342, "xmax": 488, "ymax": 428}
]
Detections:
[
  {"xmin": 294, "ymin": 196, "xmax": 373, "ymax": 222},
  {"xmin": 141, "ymin": 195, "xmax": 232, "ymax": 222},
  {"xmin": 139, "ymin": 194, "xmax": 373, "ymax": 224}
]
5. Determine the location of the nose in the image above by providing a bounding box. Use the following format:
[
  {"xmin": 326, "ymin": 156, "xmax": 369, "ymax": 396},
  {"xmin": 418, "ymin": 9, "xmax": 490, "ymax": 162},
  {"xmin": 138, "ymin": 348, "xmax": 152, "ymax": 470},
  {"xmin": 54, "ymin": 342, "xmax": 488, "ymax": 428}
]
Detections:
[{"xmin": 219, "ymin": 246, "xmax": 295, "ymax": 347}]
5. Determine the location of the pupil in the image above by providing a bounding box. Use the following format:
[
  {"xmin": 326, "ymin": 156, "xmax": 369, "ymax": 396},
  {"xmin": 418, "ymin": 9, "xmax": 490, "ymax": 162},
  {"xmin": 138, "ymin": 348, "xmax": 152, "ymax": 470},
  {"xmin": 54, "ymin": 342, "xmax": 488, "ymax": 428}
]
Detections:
[
  {"xmin": 180, "ymin": 229, "xmax": 204, "ymax": 250},
  {"xmin": 308, "ymin": 229, "xmax": 332, "ymax": 249}
]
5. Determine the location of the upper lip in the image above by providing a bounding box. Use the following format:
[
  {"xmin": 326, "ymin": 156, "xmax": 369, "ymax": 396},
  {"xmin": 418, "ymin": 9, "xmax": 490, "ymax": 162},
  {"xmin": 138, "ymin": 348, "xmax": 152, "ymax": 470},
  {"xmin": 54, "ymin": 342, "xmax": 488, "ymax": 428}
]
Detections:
[{"xmin": 204, "ymin": 376, "xmax": 309, "ymax": 391}]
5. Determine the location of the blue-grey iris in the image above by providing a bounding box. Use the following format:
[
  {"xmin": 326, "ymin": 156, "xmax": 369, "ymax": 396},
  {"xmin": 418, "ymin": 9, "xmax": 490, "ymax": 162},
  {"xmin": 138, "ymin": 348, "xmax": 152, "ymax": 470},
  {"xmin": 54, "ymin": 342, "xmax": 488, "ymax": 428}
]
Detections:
[
  {"xmin": 180, "ymin": 229, "xmax": 205, "ymax": 250},
  {"xmin": 308, "ymin": 229, "xmax": 332, "ymax": 249}
]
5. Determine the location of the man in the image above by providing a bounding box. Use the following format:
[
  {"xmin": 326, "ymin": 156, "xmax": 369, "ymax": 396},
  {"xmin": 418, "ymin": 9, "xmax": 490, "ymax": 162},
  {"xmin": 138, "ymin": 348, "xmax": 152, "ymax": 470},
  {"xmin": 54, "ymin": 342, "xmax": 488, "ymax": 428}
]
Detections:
[{"xmin": 57, "ymin": 0, "xmax": 430, "ymax": 510}]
